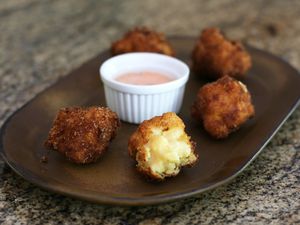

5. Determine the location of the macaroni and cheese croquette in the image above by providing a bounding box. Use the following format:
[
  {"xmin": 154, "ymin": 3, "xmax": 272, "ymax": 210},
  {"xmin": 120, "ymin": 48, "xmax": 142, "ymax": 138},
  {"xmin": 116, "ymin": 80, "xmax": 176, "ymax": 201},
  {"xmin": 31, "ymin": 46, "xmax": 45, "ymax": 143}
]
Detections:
[
  {"xmin": 191, "ymin": 76, "xmax": 255, "ymax": 139},
  {"xmin": 45, "ymin": 107, "xmax": 120, "ymax": 164},
  {"xmin": 192, "ymin": 28, "xmax": 251, "ymax": 79},
  {"xmin": 111, "ymin": 27, "xmax": 175, "ymax": 56},
  {"xmin": 128, "ymin": 112, "xmax": 198, "ymax": 180}
]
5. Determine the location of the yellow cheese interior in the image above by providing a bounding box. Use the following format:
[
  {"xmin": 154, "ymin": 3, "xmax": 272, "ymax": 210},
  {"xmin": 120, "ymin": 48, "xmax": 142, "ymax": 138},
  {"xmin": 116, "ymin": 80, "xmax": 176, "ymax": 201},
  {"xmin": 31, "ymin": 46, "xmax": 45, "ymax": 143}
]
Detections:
[{"xmin": 143, "ymin": 127, "xmax": 196, "ymax": 176}]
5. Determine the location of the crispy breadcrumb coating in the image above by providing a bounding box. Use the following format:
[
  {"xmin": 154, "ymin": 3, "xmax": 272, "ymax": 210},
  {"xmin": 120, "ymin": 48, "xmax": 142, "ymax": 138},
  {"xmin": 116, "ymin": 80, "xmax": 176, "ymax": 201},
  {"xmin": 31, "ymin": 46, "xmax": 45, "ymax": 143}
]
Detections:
[
  {"xmin": 191, "ymin": 76, "xmax": 255, "ymax": 139},
  {"xmin": 45, "ymin": 107, "xmax": 120, "ymax": 164},
  {"xmin": 192, "ymin": 28, "xmax": 252, "ymax": 79},
  {"xmin": 128, "ymin": 112, "xmax": 198, "ymax": 180},
  {"xmin": 111, "ymin": 27, "xmax": 175, "ymax": 56}
]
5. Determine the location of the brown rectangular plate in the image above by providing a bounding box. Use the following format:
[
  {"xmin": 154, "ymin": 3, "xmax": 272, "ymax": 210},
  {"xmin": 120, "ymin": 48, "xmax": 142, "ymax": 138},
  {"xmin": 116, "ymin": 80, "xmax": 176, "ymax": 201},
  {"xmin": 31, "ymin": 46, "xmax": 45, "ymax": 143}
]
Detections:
[{"xmin": 1, "ymin": 36, "xmax": 300, "ymax": 206}]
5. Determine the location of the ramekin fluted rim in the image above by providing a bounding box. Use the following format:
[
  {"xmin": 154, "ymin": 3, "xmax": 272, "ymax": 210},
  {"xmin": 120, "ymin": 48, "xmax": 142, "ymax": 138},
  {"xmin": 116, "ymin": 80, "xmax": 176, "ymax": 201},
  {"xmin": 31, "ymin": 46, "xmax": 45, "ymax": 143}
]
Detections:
[{"xmin": 99, "ymin": 52, "xmax": 190, "ymax": 94}]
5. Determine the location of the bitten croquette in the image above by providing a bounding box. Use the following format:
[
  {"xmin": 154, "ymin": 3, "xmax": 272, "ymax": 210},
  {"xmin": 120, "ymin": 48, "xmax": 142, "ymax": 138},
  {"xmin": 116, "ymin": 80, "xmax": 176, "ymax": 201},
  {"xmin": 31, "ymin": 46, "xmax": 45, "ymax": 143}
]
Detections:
[
  {"xmin": 45, "ymin": 107, "xmax": 120, "ymax": 164},
  {"xmin": 111, "ymin": 27, "xmax": 175, "ymax": 56},
  {"xmin": 128, "ymin": 112, "xmax": 198, "ymax": 180},
  {"xmin": 191, "ymin": 76, "xmax": 255, "ymax": 139},
  {"xmin": 192, "ymin": 28, "xmax": 252, "ymax": 79}
]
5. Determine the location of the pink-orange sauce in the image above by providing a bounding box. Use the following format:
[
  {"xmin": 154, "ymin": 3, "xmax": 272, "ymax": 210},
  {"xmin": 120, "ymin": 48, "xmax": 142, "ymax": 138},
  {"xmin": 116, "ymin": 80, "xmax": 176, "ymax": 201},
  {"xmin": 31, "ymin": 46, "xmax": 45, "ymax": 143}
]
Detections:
[{"xmin": 116, "ymin": 71, "xmax": 174, "ymax": 85}]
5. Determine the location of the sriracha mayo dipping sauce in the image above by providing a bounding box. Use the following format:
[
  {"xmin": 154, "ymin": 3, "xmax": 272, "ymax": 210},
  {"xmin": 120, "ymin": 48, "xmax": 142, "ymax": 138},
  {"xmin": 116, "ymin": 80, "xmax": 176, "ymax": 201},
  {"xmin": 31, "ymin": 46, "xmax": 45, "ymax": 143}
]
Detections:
[
  {"xmin": 115, "ymin": 71, "xmax": 174, "ymax": 85},
  {"xmin": 100, "ymin": 52, "xmax": 190, "ymax": 123}
]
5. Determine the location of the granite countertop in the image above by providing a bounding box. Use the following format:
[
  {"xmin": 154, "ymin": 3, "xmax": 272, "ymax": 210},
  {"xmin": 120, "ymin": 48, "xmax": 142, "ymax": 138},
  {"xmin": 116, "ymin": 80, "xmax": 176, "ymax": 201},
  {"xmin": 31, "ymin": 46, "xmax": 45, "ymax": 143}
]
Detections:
[{"xmin": 0, "ymin": 0, "xmax": 299, "ymax": 224}]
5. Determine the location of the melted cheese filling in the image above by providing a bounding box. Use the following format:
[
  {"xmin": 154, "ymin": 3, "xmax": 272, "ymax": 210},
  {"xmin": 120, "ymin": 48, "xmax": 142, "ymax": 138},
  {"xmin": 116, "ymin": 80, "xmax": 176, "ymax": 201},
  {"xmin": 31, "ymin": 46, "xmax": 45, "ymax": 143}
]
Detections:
[{"xmin": 143, "ymin": 128, "xmax": 196, "ymax": 176}]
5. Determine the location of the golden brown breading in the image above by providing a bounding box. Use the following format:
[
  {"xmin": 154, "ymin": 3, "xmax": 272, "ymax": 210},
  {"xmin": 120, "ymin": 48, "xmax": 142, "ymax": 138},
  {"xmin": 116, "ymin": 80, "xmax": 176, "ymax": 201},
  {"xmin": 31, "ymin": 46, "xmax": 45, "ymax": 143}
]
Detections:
[
  {"xmin": 191, "ymin": 76, "xmax": 255, "ymax": 139},
  {"xmin": 111, "ymin": 27, "xmax": 175, "ymax": 56},
  {"xmin": 45, "ymin": 107, "xmax": 120, "ymax": 164},
  {"xmin": 192, "ymin": 28, "xmax": 252, "ymax": 79},
  {"xmin": 128, "ymin": 112, "xmax": 198, "ymax": 180}
]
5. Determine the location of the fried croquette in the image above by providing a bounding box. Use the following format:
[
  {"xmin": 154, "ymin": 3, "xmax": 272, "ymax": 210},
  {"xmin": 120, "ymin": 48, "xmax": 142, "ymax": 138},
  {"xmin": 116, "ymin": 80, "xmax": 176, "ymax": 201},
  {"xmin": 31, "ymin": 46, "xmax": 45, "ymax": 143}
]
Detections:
[
  {"xmin": 111, "ymin": 27, "xmax": 175, "ymax": 56},
  {"xmin": 128, "ymin": 112, "xmax": 198, "ymax": 180},
  {"xmin": 191, "ymin": 76, "xmax": 255, "ymax": 139},
  {"xmin": 45, "ymin": 107, "xmax": 120, "ymax": 164},
  {"xmin": 192, "ymin": 27, "xmax": 252, "ymax": 79}
]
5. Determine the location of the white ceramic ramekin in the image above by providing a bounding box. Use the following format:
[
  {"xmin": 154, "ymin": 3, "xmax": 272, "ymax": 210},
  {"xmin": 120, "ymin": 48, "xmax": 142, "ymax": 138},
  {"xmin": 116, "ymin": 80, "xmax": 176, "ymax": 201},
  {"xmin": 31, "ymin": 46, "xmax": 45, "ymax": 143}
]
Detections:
[{"xmin": 99, "ymin": 53, "xmax": 189, "ymax": 124}]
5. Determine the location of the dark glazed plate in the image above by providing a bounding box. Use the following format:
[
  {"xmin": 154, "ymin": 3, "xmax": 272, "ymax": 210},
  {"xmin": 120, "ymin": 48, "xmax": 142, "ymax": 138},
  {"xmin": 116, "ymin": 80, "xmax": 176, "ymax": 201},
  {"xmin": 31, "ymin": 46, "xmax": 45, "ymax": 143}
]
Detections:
[{"xmin": 1, "ymin": 37, "xmax": 300, "ymax": 206}]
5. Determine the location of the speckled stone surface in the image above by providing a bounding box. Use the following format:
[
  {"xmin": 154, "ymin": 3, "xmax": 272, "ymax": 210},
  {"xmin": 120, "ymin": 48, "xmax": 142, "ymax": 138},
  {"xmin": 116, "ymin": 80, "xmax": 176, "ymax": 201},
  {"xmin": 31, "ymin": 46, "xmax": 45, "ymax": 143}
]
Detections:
[{"xmin": 0, "ymin": 0, "xmax": 299, "ymax": 224}]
